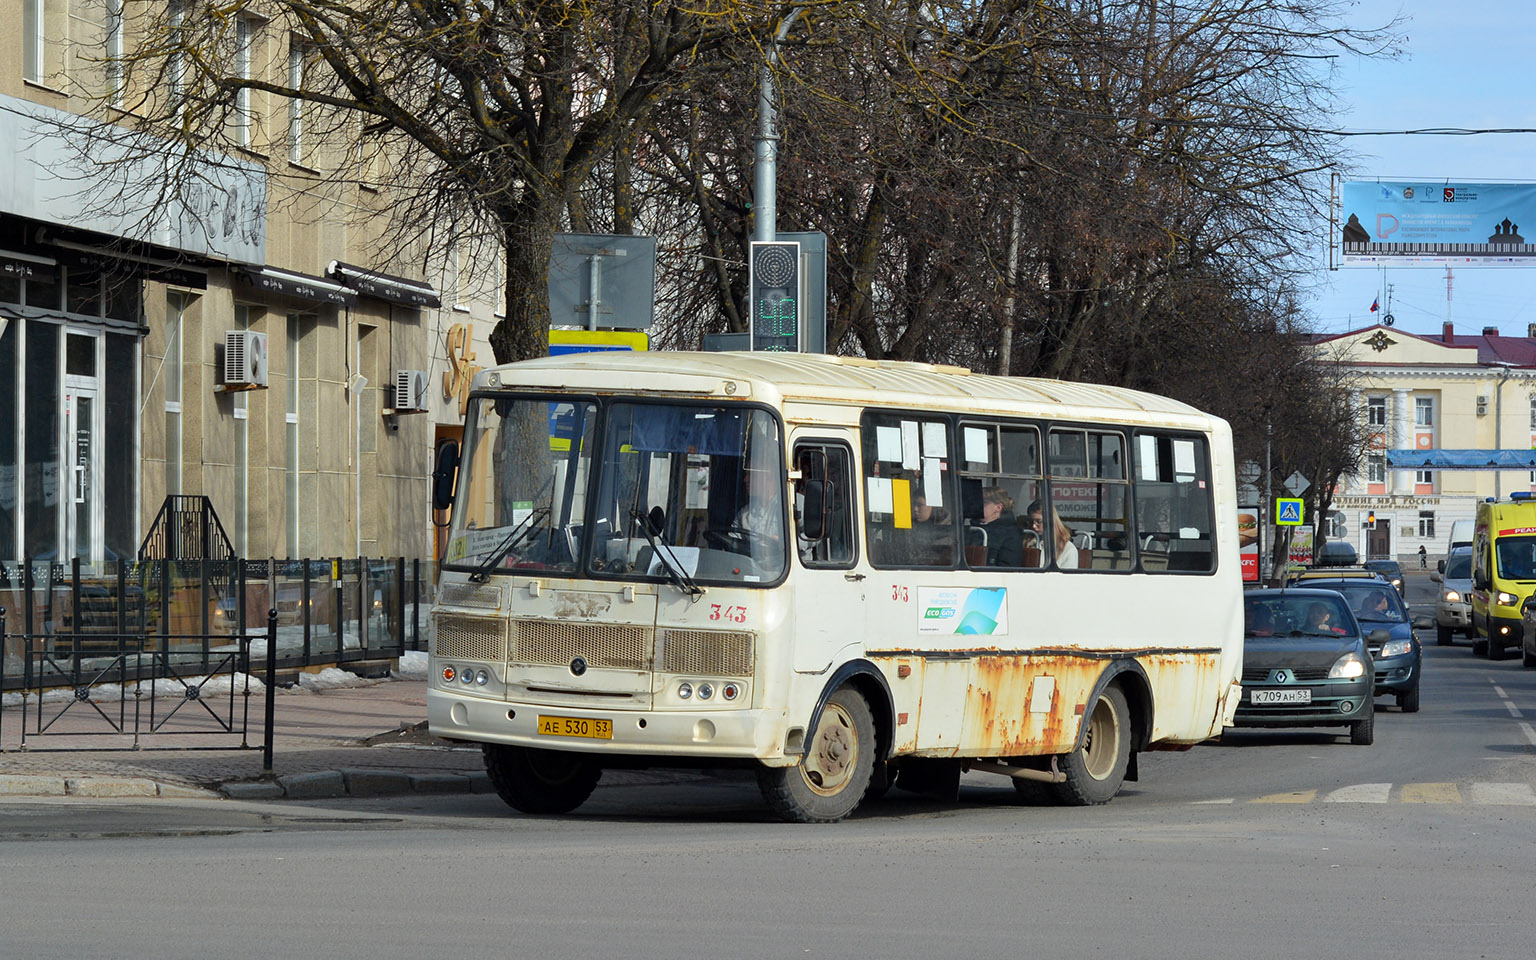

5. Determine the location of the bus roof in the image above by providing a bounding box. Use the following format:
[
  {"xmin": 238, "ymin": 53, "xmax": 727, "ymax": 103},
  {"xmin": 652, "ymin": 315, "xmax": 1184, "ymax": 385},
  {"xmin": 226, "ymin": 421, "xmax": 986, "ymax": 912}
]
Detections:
[{"xmin": 478, "ymin": 351, "xmax": 1216, "ymax": 424}]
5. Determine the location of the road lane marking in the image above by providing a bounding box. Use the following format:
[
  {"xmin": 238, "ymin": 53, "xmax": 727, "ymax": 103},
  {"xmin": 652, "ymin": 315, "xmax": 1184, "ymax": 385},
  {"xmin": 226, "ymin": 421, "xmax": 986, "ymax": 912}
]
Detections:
[
  {"xmin": 1493, "ymin": 685, "xmax": 1508, "ymax": 698},
  {"xmin": 1401, "ymin": 782, "xmax": 1461, "ymax": 803},
  {"xmin": 1325, "ymin": 783, "xmax": 1390, "ymax": 803},
  {"xmin": 1253, "ymin": 790, "xmax": 1316, "ymax": 803},
  {"xmin": 1522, "ymin": 722, "xmax": 1536, "ymax": 746},
  {"xmin": 1469, "ymin": 783, "xmax": 1536, "ymax": 805},
  {"xmin": 1505, "ymin": 701, "xmax": 1524, "ymax": 718},
  {"xmin": 1192, "ymin": 798, "xmax": 1235, "ymax": 804}
]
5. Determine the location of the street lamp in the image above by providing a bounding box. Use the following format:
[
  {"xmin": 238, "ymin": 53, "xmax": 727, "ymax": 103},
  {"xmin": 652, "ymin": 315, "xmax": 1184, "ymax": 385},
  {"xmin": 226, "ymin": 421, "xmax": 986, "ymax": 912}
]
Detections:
[
  {"xmin": 1491, "ymin": 360, "xmax": 1516, "ymax": 499},
  {"xmin": 753, "ymin": 8, "xmax": 805, "ymax": 243}
]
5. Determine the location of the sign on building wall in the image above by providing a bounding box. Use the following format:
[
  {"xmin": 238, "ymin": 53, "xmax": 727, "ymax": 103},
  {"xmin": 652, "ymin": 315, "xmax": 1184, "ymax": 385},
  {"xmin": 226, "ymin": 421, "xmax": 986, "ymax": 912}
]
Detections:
[{"xmin": 1339, "ymin": 181, "xmax": 1536, "ymax": 264}]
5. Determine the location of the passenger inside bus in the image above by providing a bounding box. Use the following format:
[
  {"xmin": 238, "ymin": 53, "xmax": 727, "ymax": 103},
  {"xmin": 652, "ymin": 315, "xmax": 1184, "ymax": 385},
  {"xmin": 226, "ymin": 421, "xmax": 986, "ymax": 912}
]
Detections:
[
  {"xmin": 1026, "ymin": 500, "xmax": 1079, "ymax": 569},
  {"xmin": 980, "ymin": 486, "xmax": 1025, "ymax": 566}
]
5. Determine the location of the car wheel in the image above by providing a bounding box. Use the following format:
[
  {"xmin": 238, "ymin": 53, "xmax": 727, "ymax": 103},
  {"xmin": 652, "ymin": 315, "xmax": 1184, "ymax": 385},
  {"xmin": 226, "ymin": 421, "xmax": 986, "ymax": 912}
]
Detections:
[
  {"xmin": 482, "ymin": 745, "xmax": 602, "ymax": 815},
  {"xmin": 1350, "ymin": 706, "xmax": 1375, "ymax": 746},
  {"xmin": 1436, "ymin": 624, "xmax": 1453, "ymax": 646},
  {"xmin": 758, "ymin": 686, "xmax": 876, "ymax": 823},
  {"xmin": 1396, "ymin": 685, "xmax": 1421, "ymax": 713},
  {"xmin": 1052, "ymin": 684, "xmax": 1133, "ymax": 805},
  {"xmin": 1489, "ymin": 634, "xmax": 1506, "ymax": 661}
]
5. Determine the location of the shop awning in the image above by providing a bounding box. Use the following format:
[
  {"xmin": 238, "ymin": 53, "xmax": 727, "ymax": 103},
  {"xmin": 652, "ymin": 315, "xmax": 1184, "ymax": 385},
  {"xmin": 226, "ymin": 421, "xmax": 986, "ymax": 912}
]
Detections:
[
  {"xmin": 233, "ymin": 265, "xmax": 356, "ymax": 306},
  {"xmin": 327, "ymin": 260, "xmax": 440, "ymax": 308},
  {"xmin": 1386, "ymin": 449, "xmax": 1536, "ymax": 469}
]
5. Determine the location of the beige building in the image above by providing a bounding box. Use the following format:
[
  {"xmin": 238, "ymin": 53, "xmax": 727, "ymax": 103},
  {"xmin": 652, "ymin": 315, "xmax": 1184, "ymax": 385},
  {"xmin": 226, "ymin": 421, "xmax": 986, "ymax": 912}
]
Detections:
[
  {"xmin": 1314, "ymin": 321, "xmax": 1536, "ymax": 563},
  {"xmin": 0, "ymin": 2, "xmax": 502, "ymax": 565}
]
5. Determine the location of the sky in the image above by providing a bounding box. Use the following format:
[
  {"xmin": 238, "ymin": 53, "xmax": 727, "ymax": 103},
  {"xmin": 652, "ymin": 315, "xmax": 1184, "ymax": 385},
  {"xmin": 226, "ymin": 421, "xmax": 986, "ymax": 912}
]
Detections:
[{"xmin": 1306, "ymin": 1, "xmax": 1536, "ymax": 337}]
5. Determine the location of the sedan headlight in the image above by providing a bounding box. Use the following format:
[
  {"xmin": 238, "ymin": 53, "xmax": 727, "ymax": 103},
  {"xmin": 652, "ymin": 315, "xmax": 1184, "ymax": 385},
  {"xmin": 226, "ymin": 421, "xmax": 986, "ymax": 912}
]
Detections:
[
  {"xmin": 1497, "ymin": 591, "xmax": 1520, "ymax": 606},
  {"xmin": 1380, "ymin": 639, "xmax": 1412, "ymax": 658},
  {"xmin": 1443, "ymin": 589, "xmax": 1461, "ymax": 603},
  {"xmin": 1329, "ymin": 653, "xmax": 1368, "ymax": 679}
]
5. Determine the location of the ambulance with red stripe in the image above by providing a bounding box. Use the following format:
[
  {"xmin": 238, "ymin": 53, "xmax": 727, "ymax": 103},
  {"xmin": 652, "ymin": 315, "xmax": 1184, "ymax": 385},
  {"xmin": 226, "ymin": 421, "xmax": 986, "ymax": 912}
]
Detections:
[{"xmin": 1470, "ymin": 494, "xmax": 1536, "ymax": 659}]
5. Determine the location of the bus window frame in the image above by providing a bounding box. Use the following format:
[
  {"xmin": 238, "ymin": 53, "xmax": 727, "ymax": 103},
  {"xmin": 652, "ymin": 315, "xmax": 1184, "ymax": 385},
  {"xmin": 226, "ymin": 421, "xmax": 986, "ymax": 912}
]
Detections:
[
  {"xmin": 793, "ymin": 437, "xmax": 860, "ymax": 570},
  {"xmin": 859, "ymin": 409, "xmax": 959, "ymax": 571},
  {"xmin": 1129, "ymin": 428, "xmax": 1218, "ymax": 577}
]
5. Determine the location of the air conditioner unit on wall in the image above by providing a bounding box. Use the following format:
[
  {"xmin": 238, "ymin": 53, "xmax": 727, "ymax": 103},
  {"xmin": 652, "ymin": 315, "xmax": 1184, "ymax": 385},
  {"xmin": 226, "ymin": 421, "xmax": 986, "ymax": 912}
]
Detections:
[
  {"xmin": 223, "ymin": 330, "xmax": 269, "ymax": 389},
  {"xmin": 1477, "ymin": 395, "xmax": 1489, "ymax": 416},
  {"xmin": 392, "ymin": 368, "xmax": 429, "ymax": 413}
]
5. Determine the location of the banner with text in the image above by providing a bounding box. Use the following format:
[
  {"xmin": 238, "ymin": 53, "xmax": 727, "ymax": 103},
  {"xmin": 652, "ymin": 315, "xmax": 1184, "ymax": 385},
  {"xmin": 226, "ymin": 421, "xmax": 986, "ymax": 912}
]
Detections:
[{"xmin": 1340, "ymin": 181, "xmax": 1536, "ymax": 264}]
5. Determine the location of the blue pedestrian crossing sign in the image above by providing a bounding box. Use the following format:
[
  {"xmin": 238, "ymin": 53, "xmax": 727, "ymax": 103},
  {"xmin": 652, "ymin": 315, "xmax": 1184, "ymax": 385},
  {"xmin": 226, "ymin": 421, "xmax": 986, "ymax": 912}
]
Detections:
[{"xmin": 1276, "ymin": 498, "xmax": 1304, "ymax": 526}]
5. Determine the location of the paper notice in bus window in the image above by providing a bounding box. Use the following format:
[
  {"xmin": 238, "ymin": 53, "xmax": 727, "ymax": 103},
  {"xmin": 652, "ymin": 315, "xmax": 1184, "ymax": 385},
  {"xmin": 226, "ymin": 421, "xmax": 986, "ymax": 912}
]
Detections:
[
  {"xmin": 963, "ymin": 427, "xmax": 989, "ymax": 465},
  {"xmin": 876, "ymin": 425, "xmax": 903, "ymax": 463},
  {"xmin": 922, "ymin": 459, "xmax": 944, "ymax": 507},
  {"xmin": 922, "ymin": 422, "xmax": 946, "ymax": 458},
  {"xmin": 892, "ymin": 478, "xmax": 912, "ymax": 528},
  {"xmin": 1137, "ymin": 435, "xmax": 1158, "ymax": 481},
  {"xmin": 867, "ymin": 477, "xmax": 895, "ymax": 515},
  {"xmin": 1174, "ymin": 439, "xmax": 1197, "ymax": 478},
  {"xmin": 901, "ymin": 421, "xmax": 921, "ymax": 470}
]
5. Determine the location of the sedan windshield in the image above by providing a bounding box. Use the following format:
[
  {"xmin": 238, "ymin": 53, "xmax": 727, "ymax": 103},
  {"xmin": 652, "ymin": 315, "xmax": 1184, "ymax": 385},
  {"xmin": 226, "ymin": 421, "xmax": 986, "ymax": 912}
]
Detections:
[
  {"xmin": 1245, "ymin": 595, "xmax": 1355, "ymax": 637},
  {"xmin": 1319, "ymin": 582, "xmax": 1407, "ymax": 624}
]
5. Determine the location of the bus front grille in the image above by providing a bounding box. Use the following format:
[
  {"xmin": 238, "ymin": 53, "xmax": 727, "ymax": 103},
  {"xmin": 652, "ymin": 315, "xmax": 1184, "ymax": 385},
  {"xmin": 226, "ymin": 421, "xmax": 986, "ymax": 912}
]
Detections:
[
  {"xmin": 435, "ymin": 614, "xmax": 509, "ymax": 661},
  {"xmin": 438, "ymin": 582, "xmax": 505, "ymax": 610},
  {"xmin": 511, "ymin": 620, "xmax": 652, "ymax": 671},
  {"xmin": 659, "ymin": 630, "xmax": 754, "ymax": 677}
]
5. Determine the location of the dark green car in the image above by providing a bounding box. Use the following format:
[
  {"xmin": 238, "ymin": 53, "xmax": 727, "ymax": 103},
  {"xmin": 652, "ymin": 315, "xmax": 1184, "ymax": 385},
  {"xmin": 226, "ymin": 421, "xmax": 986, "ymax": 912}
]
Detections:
[{"xmin": 1235, "ymin": 589, "xmax": 1377, "ymax": 745}]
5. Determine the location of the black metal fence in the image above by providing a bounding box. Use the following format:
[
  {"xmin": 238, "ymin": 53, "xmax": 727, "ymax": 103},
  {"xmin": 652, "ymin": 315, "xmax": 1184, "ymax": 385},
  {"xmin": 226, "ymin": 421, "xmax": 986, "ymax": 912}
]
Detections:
[{"xmin": 0, "ymin": 557, "xmax": 437, "ymax": 694}]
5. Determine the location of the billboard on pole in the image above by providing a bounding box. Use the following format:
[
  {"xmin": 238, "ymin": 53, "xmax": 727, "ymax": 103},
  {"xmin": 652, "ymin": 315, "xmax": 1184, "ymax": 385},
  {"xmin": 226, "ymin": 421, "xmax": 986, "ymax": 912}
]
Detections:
[{"xmin": 1338, "ymin": 181, "xmax": 1536, "ymax": 264}]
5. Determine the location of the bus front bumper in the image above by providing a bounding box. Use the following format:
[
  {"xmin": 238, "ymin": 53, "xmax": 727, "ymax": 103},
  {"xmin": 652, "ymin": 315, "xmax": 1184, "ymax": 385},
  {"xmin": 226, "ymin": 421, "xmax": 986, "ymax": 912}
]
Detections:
[{"xmin": 427, "ymin": 687, "xmax": 792, "ymax": 764}]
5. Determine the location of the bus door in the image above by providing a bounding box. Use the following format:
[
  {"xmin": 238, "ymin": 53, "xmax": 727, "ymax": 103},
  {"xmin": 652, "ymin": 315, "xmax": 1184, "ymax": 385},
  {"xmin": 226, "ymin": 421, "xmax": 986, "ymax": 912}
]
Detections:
[{"xmin": 790, "ymin": 435, "xmax": 865, "ymax": 673}]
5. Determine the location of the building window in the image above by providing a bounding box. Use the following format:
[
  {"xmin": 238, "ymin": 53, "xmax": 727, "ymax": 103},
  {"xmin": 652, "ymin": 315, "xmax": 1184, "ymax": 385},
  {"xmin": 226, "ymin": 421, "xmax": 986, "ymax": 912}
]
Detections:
[
  {"xmin": 234, "ymin": 17, "xmax": 255, "ymax": 147},
  {"xmin": 1529, "ymin": 394, "xmax": 1536, "ymax": 430},
  {"xmin": 169, "ymin": 1, "xmax": 187, "ymax": 124},
  {"xmin": 22, "ymin": 0, "xmax": 46, "ymax": 84},
  {"xmin": 1367, "ymin": 454, "xmax": 1385, "ymax": 484},
  {"xmin": 165, "ymin": 293, "xmax": 185, "ymax": 497},
  {"xmin": 105, "ymin": 0, "xmax": 125, "ymax": 105},
  {"xmin": 1415, "ymin": 396, "xmax": 1434, "ymax": 427},
  {"xmin": 1419, "ymin": 512, "xmax": 1435, "ymax": 539},
  {"xmin": 1367, "ymin": 396, "xmax": 1386, "ymax": 427},
  {"xmin": 1415, "ymin": 469, "xmax": 1434, "ymax": 486},
  {"xmin": 288, "ymin": 42, "xmax": 310, "ymax": 164}
]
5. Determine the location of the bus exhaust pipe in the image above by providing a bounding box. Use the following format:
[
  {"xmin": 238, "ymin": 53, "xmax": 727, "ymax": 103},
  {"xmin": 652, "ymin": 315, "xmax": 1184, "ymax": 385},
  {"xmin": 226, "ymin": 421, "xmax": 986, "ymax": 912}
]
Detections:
[{"xmin": 970, "ymin": 760, "xmax": 1066, "ymax": 784}]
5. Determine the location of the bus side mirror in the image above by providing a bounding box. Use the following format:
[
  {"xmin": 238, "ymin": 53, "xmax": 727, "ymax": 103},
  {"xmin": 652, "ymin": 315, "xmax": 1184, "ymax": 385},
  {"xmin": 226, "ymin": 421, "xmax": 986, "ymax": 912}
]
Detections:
[
  {"xmin": 1437, "ymin": 558, "xmax": 1445, "ymax": 574},
  {"xmin": 795, "ymin": 448, "xmax": 829, "ymax": 542},
  {"xmin": 433, "ymin": 441, "xmax": 460, "ymax": 512}
]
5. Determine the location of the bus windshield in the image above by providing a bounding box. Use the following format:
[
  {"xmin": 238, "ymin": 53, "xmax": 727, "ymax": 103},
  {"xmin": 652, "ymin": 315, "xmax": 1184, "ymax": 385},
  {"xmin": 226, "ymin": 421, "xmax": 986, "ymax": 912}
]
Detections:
[{"xmin": 444, "ymin": 396, "xmax": 787, "ymax": 585}]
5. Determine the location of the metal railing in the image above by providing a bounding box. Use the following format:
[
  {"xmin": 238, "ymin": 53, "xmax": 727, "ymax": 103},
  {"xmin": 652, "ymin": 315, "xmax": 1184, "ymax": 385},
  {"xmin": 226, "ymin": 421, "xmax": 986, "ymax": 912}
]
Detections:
[{"xmin": 0, "ymin": 557, "xmax": 436, "ymax": 693}]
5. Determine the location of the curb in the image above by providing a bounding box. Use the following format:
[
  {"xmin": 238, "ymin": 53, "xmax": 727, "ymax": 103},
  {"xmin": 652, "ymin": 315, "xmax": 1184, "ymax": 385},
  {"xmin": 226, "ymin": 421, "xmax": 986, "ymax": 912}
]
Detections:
[
  {"xmin": 218, "ymin": 769, "xmax": 491, "ymax": 801},
  {"xmin": 0, "ymin": 773, "xmax": 219, "ymax": 800}
]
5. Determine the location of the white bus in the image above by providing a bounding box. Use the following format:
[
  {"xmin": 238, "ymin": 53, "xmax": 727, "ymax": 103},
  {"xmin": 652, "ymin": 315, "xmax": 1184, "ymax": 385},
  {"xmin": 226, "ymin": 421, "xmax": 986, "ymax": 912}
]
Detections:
[{"xmin": 428, "ymin": 352, "xmax": 1244, "ymax": 822}]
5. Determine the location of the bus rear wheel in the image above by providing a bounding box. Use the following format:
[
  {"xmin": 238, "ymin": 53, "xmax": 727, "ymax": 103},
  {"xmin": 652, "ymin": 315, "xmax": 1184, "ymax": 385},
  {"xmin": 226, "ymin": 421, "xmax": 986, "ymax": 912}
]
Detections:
[
  {"xmin": 483, "ymin": 745, "xmax": 601, "ymax": 815},
  {"xmin": 759, "ymin": 687, "xmax": 875, "ymax": 823},
  {"xmin": 1053, "ymin": 684, "xmax": 1132, "ymax": 806}
]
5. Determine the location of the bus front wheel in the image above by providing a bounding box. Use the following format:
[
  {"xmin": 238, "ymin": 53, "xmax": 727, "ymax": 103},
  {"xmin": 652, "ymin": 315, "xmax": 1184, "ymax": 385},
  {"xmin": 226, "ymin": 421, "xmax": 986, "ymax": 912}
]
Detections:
[
  {"xmin": 1053, "ymin": 684, "xmax": 1132, "ymax": 806},
  {"xmin": 483, "ymin": 744, "xmax": 601, "ymax": 815},
  {"xmin": 759, "ymin": 687, "xmax": 876, "ymax": 823}
]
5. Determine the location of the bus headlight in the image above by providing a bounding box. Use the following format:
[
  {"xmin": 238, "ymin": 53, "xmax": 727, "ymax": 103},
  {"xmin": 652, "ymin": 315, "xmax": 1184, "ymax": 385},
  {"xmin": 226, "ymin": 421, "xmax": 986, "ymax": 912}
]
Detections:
[
  {"xmin": 1329, "ymin": 654, "xmax": 1367, "ymax": 679},
  {"xmin": 677, "ymin": 682, "xmax": 693, "ymax": 700},
  {"xmin": 475, "ymin": 670, "xmax": 490, "ymax": 686},
  {"xmin": 697, "ymin": 683, "xmax": 714, "ymax": 700}
]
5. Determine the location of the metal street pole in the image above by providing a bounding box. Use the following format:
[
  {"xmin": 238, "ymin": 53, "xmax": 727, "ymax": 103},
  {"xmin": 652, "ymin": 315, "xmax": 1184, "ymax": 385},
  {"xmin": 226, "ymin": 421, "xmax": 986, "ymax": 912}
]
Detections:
[
  {"xmin": 1492, "ymin": 361, "xmax": 1514, "ymax": 499},
  {"xmin": 753, "ymin": 9, "xmax": 805, "ymax": 243}
]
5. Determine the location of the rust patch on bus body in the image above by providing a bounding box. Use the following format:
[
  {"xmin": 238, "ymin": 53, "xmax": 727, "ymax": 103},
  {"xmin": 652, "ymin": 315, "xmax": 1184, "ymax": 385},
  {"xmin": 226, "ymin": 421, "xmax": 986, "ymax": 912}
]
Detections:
[{"xmin": 551, "ymin": 592, "xmax": 615, "ymax": 620}]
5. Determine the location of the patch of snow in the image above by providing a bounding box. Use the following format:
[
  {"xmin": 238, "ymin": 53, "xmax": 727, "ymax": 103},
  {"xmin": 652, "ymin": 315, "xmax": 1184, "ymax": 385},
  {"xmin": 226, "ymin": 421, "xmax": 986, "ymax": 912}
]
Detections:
[{"xmin": 395, "ymin": 650, "xmax": 428, "ymax": 680}]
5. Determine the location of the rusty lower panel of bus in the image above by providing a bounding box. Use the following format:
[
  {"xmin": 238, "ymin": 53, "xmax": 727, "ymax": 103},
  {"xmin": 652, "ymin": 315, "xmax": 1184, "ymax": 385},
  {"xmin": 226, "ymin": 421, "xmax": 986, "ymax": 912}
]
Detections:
[{"xmin": 875, "ymin": 649, "xmax": 1228, "ymax": 760}]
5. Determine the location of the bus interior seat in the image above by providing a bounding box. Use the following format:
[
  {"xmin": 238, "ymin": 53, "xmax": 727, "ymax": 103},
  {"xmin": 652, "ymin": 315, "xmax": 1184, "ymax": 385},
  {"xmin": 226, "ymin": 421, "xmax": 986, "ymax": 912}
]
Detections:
[{"xmin": 963, "ymin": 525, "xmax": 988, "ymax": 566}]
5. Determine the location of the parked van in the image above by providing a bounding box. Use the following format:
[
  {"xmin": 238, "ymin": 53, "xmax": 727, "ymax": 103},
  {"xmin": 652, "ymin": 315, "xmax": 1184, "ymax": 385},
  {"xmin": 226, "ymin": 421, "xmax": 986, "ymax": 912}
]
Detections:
[
  {"xmin": 1470, "ymin": 495, "xmax": 1536, "ymax": 659},
  {"xmin": 1447, "ymin": 519, "xmax": 1473, "ymax": 553}
]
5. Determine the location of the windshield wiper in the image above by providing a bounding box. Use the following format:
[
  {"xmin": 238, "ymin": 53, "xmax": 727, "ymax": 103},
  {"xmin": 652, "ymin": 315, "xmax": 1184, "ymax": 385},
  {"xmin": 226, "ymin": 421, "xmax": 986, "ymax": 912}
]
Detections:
[
  {"xmin": 630, "ymin": 509, "xmax": 703, "ymax": 598},
  {"xmin": 468, "ymin": 507, "xmax": 550, "ymax": 583}
]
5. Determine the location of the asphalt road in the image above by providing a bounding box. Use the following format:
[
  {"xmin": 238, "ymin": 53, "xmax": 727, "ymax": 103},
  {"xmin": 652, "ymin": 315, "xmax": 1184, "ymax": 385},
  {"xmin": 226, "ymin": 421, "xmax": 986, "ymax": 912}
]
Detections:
[{"xmin": 4, "ymin": 571, "xmax": 1534, "ymax": 959}]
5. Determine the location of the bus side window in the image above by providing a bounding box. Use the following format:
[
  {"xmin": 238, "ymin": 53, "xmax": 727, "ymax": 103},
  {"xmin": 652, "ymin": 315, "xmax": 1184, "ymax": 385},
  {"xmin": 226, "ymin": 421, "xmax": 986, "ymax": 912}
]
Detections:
[
  {"xmin": 796, "ymin": 442, "xmax": 856, "ymax": 567},
  {"xmin": 1132, "ymin": 432, "xmax": 1214, "ymax": 574}
]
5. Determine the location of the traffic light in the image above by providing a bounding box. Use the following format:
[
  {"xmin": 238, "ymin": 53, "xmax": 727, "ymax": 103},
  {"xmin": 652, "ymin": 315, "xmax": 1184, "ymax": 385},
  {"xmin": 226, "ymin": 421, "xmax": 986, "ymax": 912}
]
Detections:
[
  {"xmin": 1366, "ymin": 511, "xmax": 1377, "ymax": 528},
  {"xmin": 749, "ymin": 241, "xmax": 801, "ymax": 352}
]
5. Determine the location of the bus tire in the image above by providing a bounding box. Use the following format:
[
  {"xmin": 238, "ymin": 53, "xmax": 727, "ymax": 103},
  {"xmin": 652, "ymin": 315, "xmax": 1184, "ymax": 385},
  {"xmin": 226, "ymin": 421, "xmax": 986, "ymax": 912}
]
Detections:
[
  {"xmin": 758, "ymin": 687, "xmax": 875, "ymax": 823},
  {"xmin": 1052, "ymin": 684, "xmax": 1132, "ymax": 806},
  {"xmin": 483, "ymin": 744, "xmax": 601, "ymax": 815}
]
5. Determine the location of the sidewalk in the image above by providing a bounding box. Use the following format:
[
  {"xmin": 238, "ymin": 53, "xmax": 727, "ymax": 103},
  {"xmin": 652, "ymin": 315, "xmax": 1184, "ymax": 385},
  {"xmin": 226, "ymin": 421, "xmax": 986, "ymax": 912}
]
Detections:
[{"xmin": 0, "ymin": 658, "xmax": 491, "ymax": 802}]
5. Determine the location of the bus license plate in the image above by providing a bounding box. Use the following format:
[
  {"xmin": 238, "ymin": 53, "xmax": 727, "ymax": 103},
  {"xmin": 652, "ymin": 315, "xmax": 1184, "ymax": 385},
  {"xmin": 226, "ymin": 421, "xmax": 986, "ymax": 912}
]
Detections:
[
  {"xmin": 1251, "ymin": 689, "xmax": 1310, "ymax": 704},
  {"xmin": 537, "ymin": 715, "xmax": 613, "ymax": 740}
]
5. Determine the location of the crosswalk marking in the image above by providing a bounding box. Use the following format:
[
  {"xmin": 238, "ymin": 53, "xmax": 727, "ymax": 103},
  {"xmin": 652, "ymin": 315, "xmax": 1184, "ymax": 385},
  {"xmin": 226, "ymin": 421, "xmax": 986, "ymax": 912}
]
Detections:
[
  {"xmin": 1522, "ymin": 722, "xmax": 1536, "ymax": 747},
  {"xmin": 1325, "ymin": 783, "xmax": 1390, "ymax": 803},
  {"xmin": 1253, "ymin": 790, "xmax": 1316, "ymax": 803},
  {"xmin": 1200, "ymin": 783, "xmax": 1536, "ymax": 805},
  {"xmin": 1400, "ymin": 782, "xmax": 1461, "ymax": 803},
  {"xmin": 1468, "ymin": 782, "xmax": 1536, "ymax": 805}
]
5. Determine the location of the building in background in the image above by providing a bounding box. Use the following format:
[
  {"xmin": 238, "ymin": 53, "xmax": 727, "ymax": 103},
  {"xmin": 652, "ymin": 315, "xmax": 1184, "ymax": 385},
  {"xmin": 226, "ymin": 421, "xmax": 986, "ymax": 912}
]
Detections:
[
  {"xmin": 1313, "ymin": 322, "xmax": 1536, "ymax": 563},
  {"xmin": 0, "ymin": 6, "xmax": 500, "ymax": 566}
]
